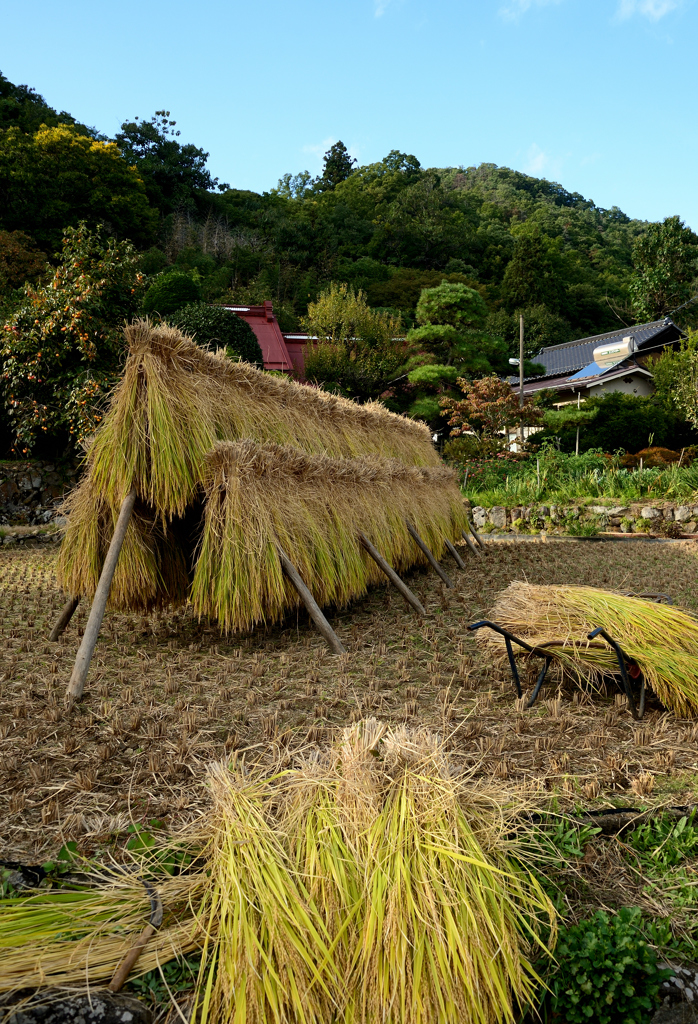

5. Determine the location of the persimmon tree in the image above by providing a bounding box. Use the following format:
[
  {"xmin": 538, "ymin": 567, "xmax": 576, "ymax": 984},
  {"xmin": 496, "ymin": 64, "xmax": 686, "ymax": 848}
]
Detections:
[{"xmin": 1, "ymin": 222, "xmax": 144, "ymax": 454}]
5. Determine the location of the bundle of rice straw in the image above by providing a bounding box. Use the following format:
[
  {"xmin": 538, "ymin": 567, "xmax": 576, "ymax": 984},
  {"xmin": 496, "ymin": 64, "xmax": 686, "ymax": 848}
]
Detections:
[
  {"xmin": 0, "ymin": 868, "xmax": 206, "ymax": 992},
  {"xmin": 194, "ymin": 721, "xmax": 556, "ymax": 1024},
  {"xmin": 57, "ymin": 320, "xmax": 444, "ymax": 614},
  {"xmin": 480, "ymin": 582, "xmax": 698, "ymax": 717},
  {"xmin": 0, "ymin": 723, "xmax": 556, "ymax": 1024},
  {"xmin": 192, "ymin": 440, "xmax": 467, "ymax": 631}
]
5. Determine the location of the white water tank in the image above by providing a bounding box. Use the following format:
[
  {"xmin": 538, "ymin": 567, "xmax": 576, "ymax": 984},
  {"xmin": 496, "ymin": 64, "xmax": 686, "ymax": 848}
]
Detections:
[{"xmin": 592, "ymin": 335, "xmax": 637, "ymax": 369}]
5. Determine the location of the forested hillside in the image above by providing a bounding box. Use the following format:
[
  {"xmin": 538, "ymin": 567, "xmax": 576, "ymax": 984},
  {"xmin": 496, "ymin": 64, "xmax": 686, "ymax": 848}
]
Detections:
[
  {"xmin": 2, "ymin": 69, "xmax": 698, "ymax": 457},
  {"xmin": 4, "ymin": 69, "xmax": 698, "ymax": 341}
]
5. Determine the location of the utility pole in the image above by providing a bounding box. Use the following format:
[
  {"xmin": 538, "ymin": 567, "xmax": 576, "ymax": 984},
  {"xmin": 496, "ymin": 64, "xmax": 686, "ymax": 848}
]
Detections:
[{"xmin": 518, "ymin": 314, "xmax": 524, "ymax": 445}]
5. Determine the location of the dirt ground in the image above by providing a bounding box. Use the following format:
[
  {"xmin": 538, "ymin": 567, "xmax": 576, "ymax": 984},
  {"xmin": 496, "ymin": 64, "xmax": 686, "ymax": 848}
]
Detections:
[{"xmin": 1, "ymin": 539, "xmax": 698, "ymax": 863}]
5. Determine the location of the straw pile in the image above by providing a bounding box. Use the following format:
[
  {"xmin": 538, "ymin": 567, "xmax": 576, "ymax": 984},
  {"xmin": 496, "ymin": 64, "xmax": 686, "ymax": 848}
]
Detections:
[
  {"xmin": 0, "ymin": 722, "xmax": 556, "ymax": 1024},
  {"xmin": 57, "ymin": 320, "xmax": 444, "ymax": 615},
  {"xmin": 479, "ymin": 582, "xmax": 698, "ymax": 717},
  {"xmin": 192, "ymin": 440, "xmax": 467, "ymax": 631}
]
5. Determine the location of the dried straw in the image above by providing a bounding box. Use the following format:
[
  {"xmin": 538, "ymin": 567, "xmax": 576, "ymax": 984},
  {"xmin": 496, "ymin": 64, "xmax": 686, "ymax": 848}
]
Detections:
[
  {"xmin": 479, "ymin": 582, "xmax": 698, "ymax": 717},
  {"xmin": 57, "ymin": 320, "xmax": 441, "ymax": 612},
  {"xmin": 192, "ymin": 441, "xmax": 467, "ymax": 632},
  {"xmin": 0, "ymin": 724, "xmax": 556, "ymax": 1024}
]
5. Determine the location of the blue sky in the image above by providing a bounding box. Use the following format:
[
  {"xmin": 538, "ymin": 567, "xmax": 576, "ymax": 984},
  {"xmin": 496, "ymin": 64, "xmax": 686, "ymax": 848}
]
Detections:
[{"xmin": 2, "ymin": 0, "xmax": 696, "ymax": 227}]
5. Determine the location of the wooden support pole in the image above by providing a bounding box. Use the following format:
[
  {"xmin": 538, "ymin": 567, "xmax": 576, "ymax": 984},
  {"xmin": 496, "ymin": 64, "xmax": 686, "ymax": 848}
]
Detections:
[
  {"xmin": 461, "ymin": 529, "xmax": 480, "ymax": 557},
  {"xmin": 444, "ymin": 537, "xmax": 467, "ymax": 570},
  {"xmin": 277, "ymin": 546, "xmax": 346, "ymax": 655},
  {"xmin": 359, "ymin": 531, "xmax": 427, "ymax": 616},
  {"xmin": 108, "ymin": 924, "xmax": 157, "ymax": 992},
  {"xmin": 467, "ymin": 520, "xmax": 486, "ymax": 552},
  {"xmin": 405, "ymin": 522, "xmax": 454, "ymax": 589},
  {"xmin": 66, "ymin": 488, "xmax": 137, "ymax": 703},
  {"xmin": 49, "ymin": 595, "xmax": 80, "ymax": 641}
]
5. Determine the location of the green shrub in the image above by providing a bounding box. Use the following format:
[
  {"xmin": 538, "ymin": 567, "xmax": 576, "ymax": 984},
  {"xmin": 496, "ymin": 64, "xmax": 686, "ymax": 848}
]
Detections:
[
  {"xmin": 548, "ymin": 908, "xmax": 670, "ymax": 1024},
  {"xmin": 142, "ymin": 270, "xmax": 201, "ymax": 315},
  {"xmin": 170, "ymin": 302, "xmax": 263, "ymax": 365}
]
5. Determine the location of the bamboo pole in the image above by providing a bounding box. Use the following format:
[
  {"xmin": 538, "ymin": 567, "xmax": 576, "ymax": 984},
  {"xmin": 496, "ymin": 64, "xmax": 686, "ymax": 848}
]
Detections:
[
  {"xmin": 49, "ymin": 595, "xmax": 80, "ymax": 641},
  {"xmin": 66, "ymin": 488, "xmax": 137, "ymax": 703},
  {"xmin": 461, "ymin": 530, "xmax": 480, "ymax": 557},
  {"xmin": 359, "ymin": 532, "xmax": 427, "ymax": 616},
  {"xmin": 277, "ymin": 546, "xmax": 346, "ymax": 655},
  {"xmin": 405, "ymin": 522, "xmax": 454, "ymax": 589},
  {"xmin": 444, "ymin": 537, "xmax": 467, "ymax": 570}
]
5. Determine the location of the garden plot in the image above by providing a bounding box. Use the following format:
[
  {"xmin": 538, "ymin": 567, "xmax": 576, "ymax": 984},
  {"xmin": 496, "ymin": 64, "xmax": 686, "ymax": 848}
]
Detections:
[{"xmin": 1, "ymin": 541, "xmax": 698, "ymax": 865}]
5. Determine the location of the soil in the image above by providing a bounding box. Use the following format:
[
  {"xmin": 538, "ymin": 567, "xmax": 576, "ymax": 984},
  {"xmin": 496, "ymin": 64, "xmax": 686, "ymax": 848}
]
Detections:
[{"xmin": 1, "ymin": 540, "xmax": 697, "ymax": 864}]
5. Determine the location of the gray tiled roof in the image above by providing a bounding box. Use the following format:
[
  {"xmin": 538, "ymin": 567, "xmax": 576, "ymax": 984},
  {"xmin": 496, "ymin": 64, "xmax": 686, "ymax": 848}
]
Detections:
[{"xmin": 534, "ymin": 319, "xmax": 683, "ymax": 376}]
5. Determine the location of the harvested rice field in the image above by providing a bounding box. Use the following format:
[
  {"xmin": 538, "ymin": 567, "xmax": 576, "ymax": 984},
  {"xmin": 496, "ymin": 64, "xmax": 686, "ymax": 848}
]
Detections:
[{"xmin": 2, "ymin": 538, "xmax": 698, "ymax": 866}]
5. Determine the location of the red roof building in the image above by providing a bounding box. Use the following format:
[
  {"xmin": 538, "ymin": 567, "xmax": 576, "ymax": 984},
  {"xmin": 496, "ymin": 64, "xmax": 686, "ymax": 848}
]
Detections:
[{"xmin": 219, "ymin": 301, "xmax": 311, "ymax": 375}]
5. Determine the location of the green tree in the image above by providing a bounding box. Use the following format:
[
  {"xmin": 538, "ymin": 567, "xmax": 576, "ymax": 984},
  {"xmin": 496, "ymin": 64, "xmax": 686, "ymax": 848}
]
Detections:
[
  {"xmin": 0, "ymin": 125, "xmax": 157, "ymax": 249},
  {"xmin": 116, "ymin": 111, "xmax": 228, "ymax": 215},
  {"xmin": 1, "ymin": 223, "xmax": 145, "ymax": 454},
  {"xmin": 301, "ymin": 283, "xmax": 405, "ymax": 401},
  {"xmin": 0, "ymin": 230, "xmax": 46, "ymax": 293},
  {"xmin": 0, "ymin": 70, "xmax": 95, "ymax": 136},
  {"xmin": 170, "ymin": 302, "xmax": 263, "ymax": 365},
  {"xmin": 486, "ymin": 304, "xmax": 572, "ymax": 359},
  {"xmin": 143, "ymin": 271, "xmax": 202, "ymax": 316},
  {"xmin": 629, "ymin": 216, "xmax": 698, "ymax": 322},
  {"xmin": 315, "ymin": 141, "xmax": 357, "ymax": 191},
  {"xmin": 501, "ymin": 230, "xmax": 565, "ymax": 312},
  {"xmin": 415, "ymin": 280, "xmax": 488, "ymax": 330}
]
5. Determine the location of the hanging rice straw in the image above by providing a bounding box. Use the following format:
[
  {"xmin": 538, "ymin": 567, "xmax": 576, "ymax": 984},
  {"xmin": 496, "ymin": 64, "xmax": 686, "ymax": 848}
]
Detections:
[
  {"xmin": 191, "ymin": 441, "xmax": 467, "ymax": 632},
  {"xmin": 480, "ymin": 582, "xmax": 698, "ymax": 717},
  {"xmin": 57, "ymin": 319, "xmax": 442, "ymax": 613}
]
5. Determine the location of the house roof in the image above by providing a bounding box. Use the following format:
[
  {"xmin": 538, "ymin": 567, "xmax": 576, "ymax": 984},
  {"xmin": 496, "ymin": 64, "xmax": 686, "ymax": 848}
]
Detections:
[
  {"xmin": 534, "ymin": 318, "xmax": 684, "ymax": 377},
  {"xmin": 219, "ymin": 302, "xmax": 294, "ymax": 372},
  {"xmin": 518, "ymin": 359, "xmax": 654, "ymax": 397}
]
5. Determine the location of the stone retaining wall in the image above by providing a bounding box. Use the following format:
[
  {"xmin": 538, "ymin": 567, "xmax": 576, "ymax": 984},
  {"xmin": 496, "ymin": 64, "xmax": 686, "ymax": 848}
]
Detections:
[
  {"xmin": 0, "ymin": 460, "xmax": 78, "ymax": 525},
  {"xmin": 469, "ymin": 502, "xmax": 698, "ymax": 535}
]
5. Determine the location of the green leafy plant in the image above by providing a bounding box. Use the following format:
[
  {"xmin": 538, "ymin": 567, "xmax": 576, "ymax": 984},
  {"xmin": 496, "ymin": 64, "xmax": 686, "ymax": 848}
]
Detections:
[
  {"xmin": 538, "ymin": 818, "xmax": 601, "ymax": 860},
  {"xmin": 125, "ymin": 822, "xmax": 193, "ymax": 876},
  {"xmin": 547, "ymin": 908, "xmax": 671, "ymax": 1024},
  {"xmin": 628, "ymin": 812, "xmax": 698, "ymax": 873},
  {"xmin": 142, "ymin": 270, "xmax": 201, "ymax": 316},
  {"xmin": 170, "ymin": 302, "xmax": 263, "ymax": 365},
  {"xmin": 128, "ymin": 953, "xmax": 202, "ymax": 1006}
]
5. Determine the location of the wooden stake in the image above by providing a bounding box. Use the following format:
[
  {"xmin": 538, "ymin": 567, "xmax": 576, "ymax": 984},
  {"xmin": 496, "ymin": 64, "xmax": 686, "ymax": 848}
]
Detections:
[
  {"xmin": 277, "ymin": 546, "xmax": 346, "ymax": 655},
  {"xmin": 405, "ymin": 522, "xmax": 454, "ymax": 588},
  {"xmin": 359, "ymin": 531, "xmax": 426, "ymax": 616},
  {"xmin": 66, "ymin": 488, "xmax": 137, "ymax": 703},
  {"xmin": 444, "ymin": 537, "xmax": 466, "ymax": 570},
  {"xmin": 461, "ymin": 529, "xmax": 480, "ymax": 557},
  {"xmin": 49, "ymin": 595, "xmax": 80, "ymax": 641},
  {"xmin": 469, "ymin": 521, "xmax": 487, "ymax": 552},
  {"xmin": 108, "ymin": 924, "xmax": 157, "ymax": 992}
]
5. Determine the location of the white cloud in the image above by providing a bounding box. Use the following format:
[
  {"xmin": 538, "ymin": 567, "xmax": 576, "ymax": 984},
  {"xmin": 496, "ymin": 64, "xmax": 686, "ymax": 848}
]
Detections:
[
  {"xmin": 616, "ymin": 0, "xmax": 679, "ymax": 20},
  {"xmin": 522, "ymin": 143, "xmax": 568, "ymax": 178},
  {"xmin": 375, "ymin": 0, "xmax": 391, "ymax": 15},
  {"xmin": 524, "ymin": 144, "xmax": 549, "ymax": 176},
  {"xmin": 499, "ymin": 0, "xmax": 562, "ymax": 21}
]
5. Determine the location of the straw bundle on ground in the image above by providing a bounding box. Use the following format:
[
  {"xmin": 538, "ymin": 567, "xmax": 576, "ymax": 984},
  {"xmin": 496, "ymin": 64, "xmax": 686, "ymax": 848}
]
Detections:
[
  {"xmin": 0, "ymin": 869, "xmax": 206, "ymax": 992},
  {"xmin": 192, "ymin": 440, "xmax": 468, "ymax": 631},
  {"xmin": 480, "ymin": 582, "xmax": 698, "ymax": 717},
  {"xmin": 194, "ymin": 721, "xmax": 556, "ymax": 1024},
  {"xmin": 57, "ymin": 319, "xmax": 442, "ymax": 613},
  {"xmin": 0, "ymin": 723, "xmax": 556, "ymax": 1024}
]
